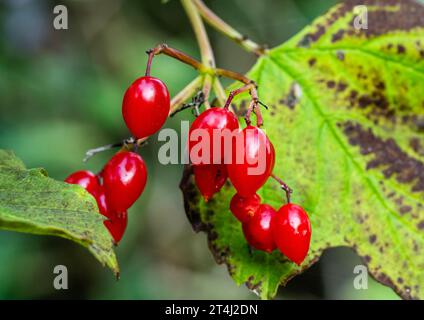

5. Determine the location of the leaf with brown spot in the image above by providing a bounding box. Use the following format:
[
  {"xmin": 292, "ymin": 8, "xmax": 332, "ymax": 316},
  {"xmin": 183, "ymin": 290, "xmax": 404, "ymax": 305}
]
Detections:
[{"xmin": 181, "ymin": 0, "xmax": 424, "ymax": 299}]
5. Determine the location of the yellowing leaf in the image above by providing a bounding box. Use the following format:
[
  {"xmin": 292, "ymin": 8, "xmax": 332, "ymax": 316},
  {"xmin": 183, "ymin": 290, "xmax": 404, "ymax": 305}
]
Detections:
[{"xmin": 182, "ymin": 0, "xmax": 424, "ymax": 299}]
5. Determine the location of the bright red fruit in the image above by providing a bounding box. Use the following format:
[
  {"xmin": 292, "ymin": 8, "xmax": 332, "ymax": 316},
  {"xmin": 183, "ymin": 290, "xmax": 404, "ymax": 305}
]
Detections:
[
  {"xmin": 230, "ymin": 193, "xmax": 261, "ymax": 223},
  {"xmin": 242, "ymin": 204, "xmax": 276, "ymax": 253},
  {"xmin": 227, "ymin": 125, "xmax": 275, "ymax": 197},
  {"xmin": 93, "ymin": 187, "xmax": 110, "ymax": 218},
  {"xmin": 102, "ymin": 151, "xmax": 147, "ymax": 212},
  {"xmin": 189, "ymin": 107, "xmax": 239, "ymax": 165},
  {"xmin": 104, "ymin": 211, "xmax": 128, "ymax": 245},
  {"xmin": 193, "ymin": 164, "xmax": 227, "ymax": 202},
  {"xmin": 122, "ymin": 76, "xmax": 170, "ymax": 139},
  {"xmin": 65, "ymin": 170, "xmax": 100, "ymax": 196},
  {"xmin": 272, "ymin": 203, "xmax": 311, "ymax": 265}
]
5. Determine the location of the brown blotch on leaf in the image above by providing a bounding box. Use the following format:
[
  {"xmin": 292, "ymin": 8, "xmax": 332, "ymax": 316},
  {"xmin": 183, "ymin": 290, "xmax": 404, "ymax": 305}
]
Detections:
[
  {"xmin": 410, "ymin": 138, "xmax": 424, "ymax": 156},
  {"xmin": 332, "ymin": 29, "xmax": 345, "ymax": 42},
  {"xmin": 349, "ymin": 88, "xmax": 396, "ymax": 122},
  {"xmin": 413, "ymin": 116, "xmax": 424, "ymax": 132},
  {"xmin": 417, "ymin": 221, "xmax": 424, "ymax": 230},
  {"xmin": 179, "ymin": 165, "xmax": 208, "ymax": 233},
  {"xmin": 279, "ymin": 83, "xmax": 301, "ymax": 110},
  {"xmin": 369, "ymin": 234, "xmax": 377, "ymax": 244},
  {"xmin": 327, "ymin": 80, "xmax": 336, "ymax": 89},
  {"xmin": 342, "ymin": 122, "xmax": 424, "ymax": 192},
  {"xmin": 375, "ymin": 272, "xmax": 398, "ymax": 293},
  {"xmin": 246, "ymin": 276, "xmax": 262, "ymax": 294},
  {"xmin": 350, "ymin": 90, "xmax": 358, "ymax": 100},
  {"xmin": 413, "ymin": 241, "xmax": 420, "ymax": 253},
  {"xmin": 297, "ymin": 24, "xmax": 326, "ymax": 47},
  {"xmin": 298, "ymin": 0, "xmax": 424, "ymax": 46},
  {"xmin": 210, "ymin": 244, "xmax": 230, "ymax": 265},
  {"xmin": 350, "ymin": 0, "xmax": 424, "ymax": 38},
  {"xmin": 337, "ymin": 82, "xmax": 348, "ymax": 92},
  {"xmin": 376, "ymin": 82, "xmax": 385, "ymax": 90},
  {"xmin": 400, "ymin": 205, "xmax": 412, "ymax": 215},
  {"xmin": 397, "ymin": 45, "xmax": 406, "ymax": 54},
  {"xmin": 308, "ymin": 58, "xmax": 317, "ymax": 67}
]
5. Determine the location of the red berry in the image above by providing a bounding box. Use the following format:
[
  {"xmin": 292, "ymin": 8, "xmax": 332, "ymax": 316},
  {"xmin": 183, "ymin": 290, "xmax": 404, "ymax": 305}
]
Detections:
[
  {"xmin": 93, "ymin": 187, "xmax": 110, "ymax": 218},
  {"xmin": 230, "ymin": 193, "xmax": 261, "ymax": 223},
  {"xmin": 272, "ymin": 203, "xmax": 311, "ymax": 265},
  {"xmin": 189, "ymin": 107, "xmax": 239, "ymax": 165},
  {"xmin": 242, "ymin": 204, "xmax": 276, "ymax": 253},
  {"xmin": 65, "ymin": 170, "xmax": 100, "ymax": 196},
  {"xmin": 227, "ymin": 125, "xmax": 275, "ymax": 197},
  {"xmin": 104, "ymin": 211, "xmax": 128, "ymax": 244},
  {"xmin": 193, "ymin": 164, "xmax": 227, "ymax": 202},
  {"xmin": 102, "ymin": 151, "xmax": 147, "ymax": 212},
  {"xmin": 122, "ymin": 76, "xmax": 170, "ymax": 139}
]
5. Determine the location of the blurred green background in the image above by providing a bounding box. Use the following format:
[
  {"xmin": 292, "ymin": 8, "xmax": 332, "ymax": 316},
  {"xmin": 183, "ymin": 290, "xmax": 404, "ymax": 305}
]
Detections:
[{"xmin": 0, "ymin": 0, "xmax": 401, "ymax": 299}]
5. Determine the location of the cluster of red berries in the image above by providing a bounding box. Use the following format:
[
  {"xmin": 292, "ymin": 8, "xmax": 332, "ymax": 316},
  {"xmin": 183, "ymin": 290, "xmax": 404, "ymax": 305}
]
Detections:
[
  {"xmin": 64, "ymin": 47, "xmax": 311, "ymax": 265},
  {"xmin": 188, "ymin": 107, "xmax": 312, "ymax": 265},
  {"xmin": 65, "ymin": 76, "xmax": 171, "ymax": 244}
]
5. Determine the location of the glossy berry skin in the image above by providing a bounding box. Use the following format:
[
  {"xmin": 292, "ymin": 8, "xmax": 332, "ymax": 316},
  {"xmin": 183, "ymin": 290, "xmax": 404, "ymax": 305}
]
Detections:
[
  {"xmin": 193, "ymin": 164, "xmax": 227, "ymax": 202},
  {"xmin": 102, "ymin": 151, "xmax": 147, "ymax": 212},
  {"xmin": 242, "ymin": 204, "xmax": 276, "ymax": 253},
  {"xmin": 272, "ymin": 203, "xmax": 311, "ymax": 265},
  {"xmin": 189, "ymin": 107, "xmax": 239, "ymax": 165},
  {"xmin": 104, "ymin": 211, "xmax": 128, "ymax": 245},
  {"xmin": 65, "ymin": 170, "xmax": 100, "ymax": 196},
  {"xmin": 230, "ymin": 193, "xmax": 261, "ymax": 223},
  {"xmin": 93, "ymin": 187, "xmax": 110, "ymax": 218},
  {"xmin": 122, "ymin": 76, "xmax": 170, "ymax": 139},
  {"xmin": 227, "ymin": 125, "xmax": 275, "ymax": 197}
]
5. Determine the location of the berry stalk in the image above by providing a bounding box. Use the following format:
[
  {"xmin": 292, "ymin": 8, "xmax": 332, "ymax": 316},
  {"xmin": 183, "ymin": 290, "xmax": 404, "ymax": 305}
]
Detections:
[
  {"xmin": 180, "ymin": 0, "xmax": 215, "ymax": 68},
  {"xmin": 271, "ymin": 174, "xmax": 293, "ymax": 203},
  {"xmin": 144, "ymin": 44, "xmax": 262, "ymax": 126}
]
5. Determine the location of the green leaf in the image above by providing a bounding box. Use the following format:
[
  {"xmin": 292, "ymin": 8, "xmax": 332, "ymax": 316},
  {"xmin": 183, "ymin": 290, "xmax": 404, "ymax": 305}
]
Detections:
[
  {"xmin": 0, "ymin": 150, "xmax": 119, "ymax": 275},
  {"xmin": 181, "ymin": 0, "xmax": 424, "ymax": 299}
]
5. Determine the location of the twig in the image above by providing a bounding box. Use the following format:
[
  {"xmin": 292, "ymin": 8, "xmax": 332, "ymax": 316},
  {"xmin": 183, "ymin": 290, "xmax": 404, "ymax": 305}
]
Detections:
[
  {"xmin": 143, "ymin": 44, "xmax": 262, "ymax": 125},
  {"xmin": 222, "ymin": 82, "xmax": 262, "ymax": 126},
  {"xmin": 170, "ymin": 91, "xmax": 205, "ymax": 117},
  {"xmin": 83, "ymin": 143, "xmax": 123, "ymax": 162},
  {"xmin": 271, "ymin": 174, "xmax": 293, "ymax": 203},
  {"xmin": 202, "ymin": 74, "xmax": 213, "ymax": 109},
  {"xmin": 181, "ymin": 0, "xmax": 215, "ymax": 68},
  {"xmin": 212, "ymin": 78, "xmax": 227, "ymax": 106},
  {"xmin": 145, "ymin": 44, "xmax": 205, "ymax": 75},
  {"xmin": 169, "ymin": 76, "xmax": 203, "ymax": 115},
  {"xmin": 192, "ymin": 0, "xmax": 267, "ymax": 56}
]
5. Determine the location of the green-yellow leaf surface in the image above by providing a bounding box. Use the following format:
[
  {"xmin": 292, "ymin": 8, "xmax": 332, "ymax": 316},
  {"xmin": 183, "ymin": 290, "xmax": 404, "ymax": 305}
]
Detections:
[
  {"xmin": 0, "ymin": 150, "xmax": 119, "ymax": 275},
  {"xmin": 181, "ymin": 0, "xmax": 424, "ymax": 299}
]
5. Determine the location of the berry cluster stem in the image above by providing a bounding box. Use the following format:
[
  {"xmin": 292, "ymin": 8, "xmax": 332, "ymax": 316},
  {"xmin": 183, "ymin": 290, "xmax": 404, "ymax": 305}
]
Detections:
[
  {"xmin": 145, "ymin": 45, "xmax": 205, "ymax": 76},
  {"xmin": 181, "ymin": 0, "xmax": 215, "ymax": 68},
  {"xmin": 222, "ymin": 82, "xmax": 262, "ymax": 126},
  {"xmin": 271, "ymin": 174, "xmax": 293, "ymax": 203},
  {"xmin": 83, "ymin": 0, "xmax": 267, "ymax": 160},
  {"xmin": 169, "ymin": 76, "xmax": 204, "ymax": 115},
  {"xmin": 213, "ymin": 78, "xmax": 227, "ymax": 107},
  {"xmin": 144, "ymin": 43, "xmax": 262, "ymax": 126},
  {"xmin": 202, "ymin": 74, "xmax": 213, "ymax": 109}
]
